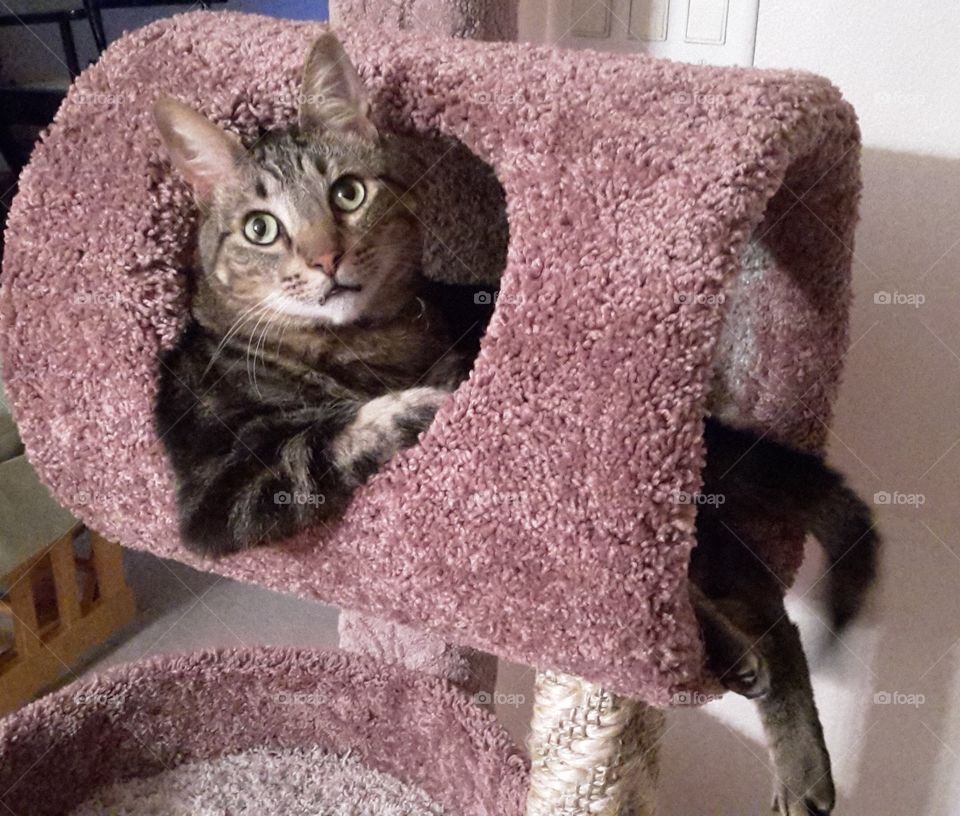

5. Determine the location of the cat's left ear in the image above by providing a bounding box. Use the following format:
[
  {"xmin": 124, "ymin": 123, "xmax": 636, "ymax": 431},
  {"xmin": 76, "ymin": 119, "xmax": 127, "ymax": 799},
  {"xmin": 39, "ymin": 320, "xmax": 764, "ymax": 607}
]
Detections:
[{"xmin": 299, "ymin": 32, "xmax": 378, "ymax": 141}]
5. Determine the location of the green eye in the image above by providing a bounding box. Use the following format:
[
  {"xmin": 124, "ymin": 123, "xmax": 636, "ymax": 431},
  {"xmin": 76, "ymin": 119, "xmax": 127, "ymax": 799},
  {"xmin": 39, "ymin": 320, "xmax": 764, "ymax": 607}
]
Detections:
[
  {"xmin": 243, "ymin": 212, "xmax": 280, "ymax": 245},
  {"xmin": 330, "ymin": 177, "xmax": 366, "ymax": 213}
]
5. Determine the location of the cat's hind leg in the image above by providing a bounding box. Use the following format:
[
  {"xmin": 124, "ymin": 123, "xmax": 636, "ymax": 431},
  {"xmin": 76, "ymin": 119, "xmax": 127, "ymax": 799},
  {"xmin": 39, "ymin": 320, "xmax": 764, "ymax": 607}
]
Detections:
[{"xmin": 692, "ymin": 519, "xmax": 836, "ymax": 815}]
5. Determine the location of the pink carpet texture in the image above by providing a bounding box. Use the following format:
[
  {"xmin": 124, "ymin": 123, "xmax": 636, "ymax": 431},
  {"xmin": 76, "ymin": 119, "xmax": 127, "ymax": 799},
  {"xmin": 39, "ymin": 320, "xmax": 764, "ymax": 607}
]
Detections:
[
  {"xmin": 0, "ymin": 647, "xmax": 527, "ymax": 815},
  {"xmin": 332, "ymin": 0, "xmax": 518, "ymax": 40},
  {"xmin": 0, "ymin": 12, "xmax": 860, "ymax": 703}
]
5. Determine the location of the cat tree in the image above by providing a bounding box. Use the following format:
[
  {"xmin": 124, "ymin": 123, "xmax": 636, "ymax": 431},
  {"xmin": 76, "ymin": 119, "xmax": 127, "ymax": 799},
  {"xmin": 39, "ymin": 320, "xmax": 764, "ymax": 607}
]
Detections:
[{"xmin": 0, "ymin": 8, "xmax": 859, "ymax": 815}]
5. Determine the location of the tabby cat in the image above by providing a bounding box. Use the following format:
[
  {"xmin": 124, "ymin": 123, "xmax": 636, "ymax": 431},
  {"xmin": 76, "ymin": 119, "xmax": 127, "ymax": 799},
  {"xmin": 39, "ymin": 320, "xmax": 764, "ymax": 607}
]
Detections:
[
  {"xmin": 691, "ymin": 417, "xmax": 879, "ymax": 816},
  {"xmin": 154, "ymin": 34, "xmax": 469, "ymax": 555},
  {"xmin": 153, "ymin": 32, "xmax": 878, "ymax": 816}
]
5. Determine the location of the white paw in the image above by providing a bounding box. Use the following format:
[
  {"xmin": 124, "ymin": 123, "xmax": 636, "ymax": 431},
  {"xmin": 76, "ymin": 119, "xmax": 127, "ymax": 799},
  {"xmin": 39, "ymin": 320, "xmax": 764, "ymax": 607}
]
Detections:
[{"xmin": 333, "ymin": 387, "xmax": 450, "ymax": 472}]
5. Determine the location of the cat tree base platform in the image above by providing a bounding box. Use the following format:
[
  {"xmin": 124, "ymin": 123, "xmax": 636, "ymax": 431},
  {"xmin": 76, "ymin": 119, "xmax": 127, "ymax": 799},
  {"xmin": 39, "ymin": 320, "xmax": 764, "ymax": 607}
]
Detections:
[{"xmin": 0, "ymin": 647, "xmax": 528, "ymax": 815}]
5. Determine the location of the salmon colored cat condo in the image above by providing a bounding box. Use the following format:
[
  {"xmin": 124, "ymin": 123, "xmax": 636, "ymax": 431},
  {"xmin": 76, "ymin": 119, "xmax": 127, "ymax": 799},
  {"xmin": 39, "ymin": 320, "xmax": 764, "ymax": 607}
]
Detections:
[
  {"xmin": 0, "ymin": 647, "xmax": 527, "ymax": 815},
  {"xmin": 0, "ymin": 8, "xmax": 860, "ymax": 816}
]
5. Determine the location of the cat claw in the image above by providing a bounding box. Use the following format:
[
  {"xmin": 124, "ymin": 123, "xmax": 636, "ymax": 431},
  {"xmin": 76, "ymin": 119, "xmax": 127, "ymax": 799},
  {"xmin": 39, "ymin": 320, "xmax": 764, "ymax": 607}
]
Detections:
[
  {"xmin": 771, "ymin": 785, "xmax": 835, "ymax": 816},
  {"xmin": 721, "ymin": 651, "xmax": 770, "ymax": 699}
]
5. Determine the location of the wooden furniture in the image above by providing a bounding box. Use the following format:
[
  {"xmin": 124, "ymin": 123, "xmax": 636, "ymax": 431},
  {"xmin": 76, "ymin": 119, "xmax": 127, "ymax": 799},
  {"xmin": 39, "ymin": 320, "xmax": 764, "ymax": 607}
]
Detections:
[
  {"xmin": 0, "ymin": 524, "xmax": 135, "ymax": 716},
  {"xmin": 0, "ymin": 458, "xmax": 135, "ymax": 715}
]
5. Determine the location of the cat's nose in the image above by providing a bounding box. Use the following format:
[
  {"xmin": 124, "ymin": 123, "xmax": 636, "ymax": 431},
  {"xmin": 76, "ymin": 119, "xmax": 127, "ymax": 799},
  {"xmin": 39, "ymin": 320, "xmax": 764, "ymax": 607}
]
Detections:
[{"xmin": 310, "ymin": 251, "xmax": 341, "ymax": 276}]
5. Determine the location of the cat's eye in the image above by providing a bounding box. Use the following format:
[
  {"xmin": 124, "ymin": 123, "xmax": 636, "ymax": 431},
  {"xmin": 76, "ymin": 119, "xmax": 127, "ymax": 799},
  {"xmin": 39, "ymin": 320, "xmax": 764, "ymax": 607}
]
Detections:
[
  {"xmin": 243, "ymin": 212, "xmax": 280, "ymax": 245},
  {"xmin": 330, "ymin": 177, "xmax": 366, "ymax": 213}
]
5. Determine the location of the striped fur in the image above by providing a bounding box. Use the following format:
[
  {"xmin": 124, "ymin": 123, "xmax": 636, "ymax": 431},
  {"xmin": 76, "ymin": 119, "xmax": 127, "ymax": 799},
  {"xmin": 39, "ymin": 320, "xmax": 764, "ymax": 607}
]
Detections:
[
  {"xmin": 154, "ymin": 35, "xmax": 470, "ymax": 555},
  {"xmin": 156, "ymin": 314, "xmax": 461, "ymax": 555}
]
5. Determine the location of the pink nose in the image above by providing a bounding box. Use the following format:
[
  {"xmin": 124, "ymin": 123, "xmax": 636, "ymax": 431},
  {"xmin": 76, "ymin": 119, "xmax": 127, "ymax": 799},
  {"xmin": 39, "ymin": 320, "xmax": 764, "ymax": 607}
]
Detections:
[{"xmin": 310, "ymin": 251, "xmax": 341, "ymax": 276}]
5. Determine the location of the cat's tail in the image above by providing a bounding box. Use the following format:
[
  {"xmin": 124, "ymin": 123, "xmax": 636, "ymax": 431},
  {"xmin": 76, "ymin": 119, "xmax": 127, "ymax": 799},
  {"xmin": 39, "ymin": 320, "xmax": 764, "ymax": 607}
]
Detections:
[
  {"xmin": 703, "ymin": 417, "xmax": 880, "ymax": 633},
  {"xmin": 806, "ymin": 478, "xmax": 880, "ymax": 632}
]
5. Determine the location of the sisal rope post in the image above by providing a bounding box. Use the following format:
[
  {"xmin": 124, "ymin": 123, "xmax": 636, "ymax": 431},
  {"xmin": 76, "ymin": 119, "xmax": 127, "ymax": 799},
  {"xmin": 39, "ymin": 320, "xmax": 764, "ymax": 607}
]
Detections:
[{"xmin": 525, "ymin": 670, "xmax": 664, "ymax": 816}]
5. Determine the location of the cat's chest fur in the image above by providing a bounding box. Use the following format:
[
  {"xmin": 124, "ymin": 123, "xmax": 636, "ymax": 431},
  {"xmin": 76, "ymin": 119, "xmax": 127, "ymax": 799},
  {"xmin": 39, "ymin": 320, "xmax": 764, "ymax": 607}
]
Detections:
[
  {"xmin": 176, "ymin": 304, "xmax": 460, "ymax": 417},
  {"xmin": 267, "ymin": 317, "xmax": 455, "ymax": 394}
]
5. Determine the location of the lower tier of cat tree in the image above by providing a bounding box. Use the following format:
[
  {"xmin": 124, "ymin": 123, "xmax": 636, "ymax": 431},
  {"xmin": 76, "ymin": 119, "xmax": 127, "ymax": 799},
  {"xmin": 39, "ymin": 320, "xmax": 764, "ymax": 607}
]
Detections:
[{"xmin": 0, "ymin": 647, "xmax": 529, "ymax": 815}]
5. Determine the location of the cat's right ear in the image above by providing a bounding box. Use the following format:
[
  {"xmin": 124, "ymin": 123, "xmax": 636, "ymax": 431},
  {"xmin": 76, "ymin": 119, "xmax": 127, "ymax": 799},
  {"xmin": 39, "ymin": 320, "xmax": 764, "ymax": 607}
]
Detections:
[{"xmin": 153, "ymin": 96, "xmax": 243, "ymax": 202}]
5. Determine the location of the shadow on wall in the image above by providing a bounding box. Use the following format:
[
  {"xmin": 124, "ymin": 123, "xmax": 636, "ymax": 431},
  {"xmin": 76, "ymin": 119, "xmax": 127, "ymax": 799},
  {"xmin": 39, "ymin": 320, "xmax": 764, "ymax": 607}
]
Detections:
[
  {"xmin": 833, "ymin": 148, "xmax": 960, "ymax": 521},
  {"xmin": 655, "ymin": 148, "xmax": 960, "ymax": 816},
  {"xmin": 828, "ymin": 147, "xmax": 960, "ymax": 816}
]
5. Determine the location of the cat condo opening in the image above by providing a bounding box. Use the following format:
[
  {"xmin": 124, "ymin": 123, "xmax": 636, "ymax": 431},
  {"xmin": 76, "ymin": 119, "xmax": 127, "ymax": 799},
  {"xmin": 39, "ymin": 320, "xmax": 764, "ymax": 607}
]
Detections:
[{"xmin": 0, "ymin": 10, "xmax": 860, "ymax": 816}]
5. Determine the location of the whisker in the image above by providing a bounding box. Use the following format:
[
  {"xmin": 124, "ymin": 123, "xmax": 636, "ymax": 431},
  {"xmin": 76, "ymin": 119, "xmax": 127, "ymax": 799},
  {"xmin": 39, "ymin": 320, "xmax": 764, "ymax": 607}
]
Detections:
[
  {"xmin": 203, "ymin": 295, "xmax": 276, "ymax": 377},
  {"xmin": 245, "ymin": 302, "xmax": 276, "ymax": 395},
  {"xmin": 220, "ymin": 296, "xmax": 273, "ymax": 348},
  {"xmin": 252, "ymin": 310, "xmax": 279, "ymax": 397},
  {"xmin": 275, "ymin": 316, "xmax": 292, "ymax": 356}
]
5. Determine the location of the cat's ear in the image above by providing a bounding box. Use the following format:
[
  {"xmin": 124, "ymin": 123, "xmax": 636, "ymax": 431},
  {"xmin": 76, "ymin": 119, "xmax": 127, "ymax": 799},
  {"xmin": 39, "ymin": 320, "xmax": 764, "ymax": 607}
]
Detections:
[
  {"xmin": 299, "ymin": 33, "xmax": 378, "ymax": 141},
  {"xmin": 153, "ymin": 96, "xmax": 243, "ymax": 202}
]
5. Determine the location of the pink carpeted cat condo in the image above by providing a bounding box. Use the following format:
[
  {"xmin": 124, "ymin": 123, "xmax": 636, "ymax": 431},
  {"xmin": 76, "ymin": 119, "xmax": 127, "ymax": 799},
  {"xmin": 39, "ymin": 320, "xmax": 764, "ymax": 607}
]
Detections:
[{"xmin": 0, "ymin": 6, "xmax": 859, "ymax": 815}]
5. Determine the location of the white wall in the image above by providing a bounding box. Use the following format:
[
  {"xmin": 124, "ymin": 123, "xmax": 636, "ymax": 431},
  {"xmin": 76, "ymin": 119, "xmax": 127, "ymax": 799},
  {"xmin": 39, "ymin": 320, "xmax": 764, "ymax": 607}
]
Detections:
[
  {"xmin": 755, "ymin": 0, "xmax": 960, "ymax": 158},
  {"xmin": 747, "ymin": 6, "xmax": 960, "ymax": 815},
  {"xmin": 520, "ymin": 0, "xmax": 960, "ymax": 155},
  {"xmin": 517, "ymin": 1, "xmax": 552, "ymax": 44}
]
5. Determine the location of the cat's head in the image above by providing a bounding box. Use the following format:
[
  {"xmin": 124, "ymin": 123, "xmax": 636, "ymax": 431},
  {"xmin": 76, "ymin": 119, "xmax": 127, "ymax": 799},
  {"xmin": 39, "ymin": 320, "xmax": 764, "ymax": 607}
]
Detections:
[{"xmin": 154, "ymin": 33, "xmax": 421, "ymax": 329}]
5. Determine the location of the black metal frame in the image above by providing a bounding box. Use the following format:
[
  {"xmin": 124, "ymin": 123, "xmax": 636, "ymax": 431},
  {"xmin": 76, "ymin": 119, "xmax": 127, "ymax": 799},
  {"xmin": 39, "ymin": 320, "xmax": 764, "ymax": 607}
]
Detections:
[
  {"xmin": 0, "ymin": 1, "xmax": 223, "ymax": 174},
  {"xmin": 0, "ymin": 5, "xmax": 96, "ymax": 79}
]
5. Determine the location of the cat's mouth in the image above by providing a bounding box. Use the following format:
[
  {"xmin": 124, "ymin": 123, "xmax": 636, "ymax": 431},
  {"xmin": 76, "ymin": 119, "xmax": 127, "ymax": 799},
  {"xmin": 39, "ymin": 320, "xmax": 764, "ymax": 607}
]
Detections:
[{"xmin": 321, "ymin": 282, "xmax": 362, "ymax": 303}]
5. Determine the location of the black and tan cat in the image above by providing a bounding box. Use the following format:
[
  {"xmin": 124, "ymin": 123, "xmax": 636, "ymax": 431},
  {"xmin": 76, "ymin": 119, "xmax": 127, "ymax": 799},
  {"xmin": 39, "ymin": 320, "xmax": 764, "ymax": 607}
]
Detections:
[
  {"xmin": 153, "ymin": 32, "xmax": 878, "ymax": 816},
  {"xmin": 154, "ymin": 34, "xmax": 470, "ymax": 555}
]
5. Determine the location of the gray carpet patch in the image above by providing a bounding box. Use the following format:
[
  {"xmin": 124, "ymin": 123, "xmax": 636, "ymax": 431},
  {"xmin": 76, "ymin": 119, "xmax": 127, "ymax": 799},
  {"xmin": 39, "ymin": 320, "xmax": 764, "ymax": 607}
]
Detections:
[{"xmin": 71, "ymin": 746, "xmax": 446, "ymax": 815}]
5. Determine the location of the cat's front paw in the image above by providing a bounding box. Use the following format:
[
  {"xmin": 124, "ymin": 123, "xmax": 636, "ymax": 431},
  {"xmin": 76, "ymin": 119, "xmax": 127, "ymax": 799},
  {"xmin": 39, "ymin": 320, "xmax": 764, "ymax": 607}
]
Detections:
[
  {"xmin": 692, "ymin": 588, "xmax": 771, "ymax": 699},
  {"xmin": 390, "ymin": 386, "xmax": 450, "ymax": 442},
  {"xmin": 333, "ymin": 386, "xmax": 450, "ymax": 478},
  {"xmin": 722, "ymin": 649, "xmax": 770, "ymax": 700}
]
